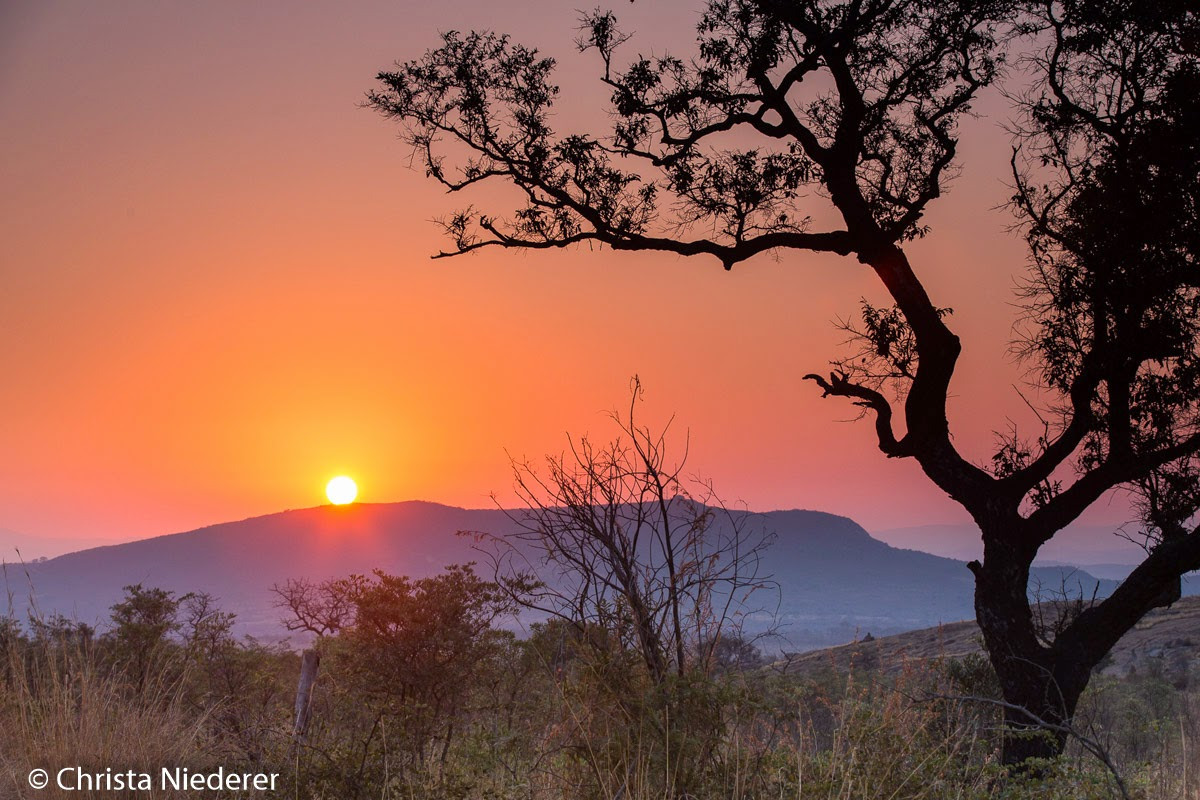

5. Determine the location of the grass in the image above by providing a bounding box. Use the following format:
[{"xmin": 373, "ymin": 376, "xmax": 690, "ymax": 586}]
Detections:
[
  {"xmin": 0, "ymin": 640, "xmax": 217, "ymax": 798},
  {"xmin": 0, "ymin": 607, "xmax": 1197, "ymax": 799}
]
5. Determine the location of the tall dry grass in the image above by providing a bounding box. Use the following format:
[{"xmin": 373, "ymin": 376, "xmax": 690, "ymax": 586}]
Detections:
[
  {"xmin": 0, "ymin": 633, "xmax": 224, "ymax": 799},
  {"xmin": 0, "ymin": 610, "xmax": 1197, "ymax": 799}
]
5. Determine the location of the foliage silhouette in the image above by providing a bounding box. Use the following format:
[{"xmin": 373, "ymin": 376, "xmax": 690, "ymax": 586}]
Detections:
[{"xmin": 370, "ymin": 0, "xmax": 1200, "ymax": 766}]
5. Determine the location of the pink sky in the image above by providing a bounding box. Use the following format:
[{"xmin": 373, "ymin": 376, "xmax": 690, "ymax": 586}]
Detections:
[{"xmin": 0, "ymin": 0, "xmax": 1128, "ymax": 547}]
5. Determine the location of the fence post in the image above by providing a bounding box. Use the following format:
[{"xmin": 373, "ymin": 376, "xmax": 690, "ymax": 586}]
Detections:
[{"xmin": 292, "ymin": 648, "xmax": 320, "ymax": 744}]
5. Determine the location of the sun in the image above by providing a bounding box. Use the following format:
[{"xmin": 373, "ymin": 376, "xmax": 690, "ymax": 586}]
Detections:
[{"xmin": 325, "ymin": 476, "xmax": 358, "ymax": 505}]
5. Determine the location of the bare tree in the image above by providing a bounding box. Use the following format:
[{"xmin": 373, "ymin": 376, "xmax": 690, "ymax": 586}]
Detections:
[
  {"xmin": 369, "ymin": 0, "xmax": 1200, "ymax": 765},
  {"xmin": 272, "ymin": 577, "xmax": 357, "ymax": 639},
  {"xmin": 484, "ymin": 378, "xmax": 775, "ymax": 683}
]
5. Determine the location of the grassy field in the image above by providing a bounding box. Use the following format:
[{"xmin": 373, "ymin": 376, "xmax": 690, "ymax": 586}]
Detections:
[{"xmin": 1, "ymin": 585, "xmax": 1197, "ymax": 799}]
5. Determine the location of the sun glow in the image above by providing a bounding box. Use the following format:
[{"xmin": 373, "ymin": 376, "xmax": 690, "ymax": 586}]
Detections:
[{"xmin": 325, "ymin": 476, "xmax": 358, "ymax": 505}]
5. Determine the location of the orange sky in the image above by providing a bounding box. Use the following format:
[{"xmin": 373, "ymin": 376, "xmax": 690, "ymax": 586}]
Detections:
[{"xmin": 0, "ymin": 0, "xmax": 1128, "ymax": 547}]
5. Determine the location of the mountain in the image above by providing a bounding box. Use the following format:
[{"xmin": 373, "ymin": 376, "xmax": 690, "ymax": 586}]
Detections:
[
  {"xmin": 3, "ymin": 502, "xmax": 1120, "ymax": 650},
  {"xmin": 763, "ymin": 511, "xmax": 1122, "ymax": 648},
  {"xmin": 781, "ymin": 595, "xmax": 1200, "ymax": 685},
  {"xmin": 872, "ymin": 522, "xmax": 1149, "ymax": 565},
  {"xmin": 1033, "ymin": 561, "xmax": 1141, "ymax": 581},
  {"xmin": 5, "ymin": 502, "xmax": 493, "ymax": 637}
]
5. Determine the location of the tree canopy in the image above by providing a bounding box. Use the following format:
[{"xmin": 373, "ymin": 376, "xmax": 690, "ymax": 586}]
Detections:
[{"xmin": 370, "ymin": 0, "xmax": 1200, "ymax": 766}]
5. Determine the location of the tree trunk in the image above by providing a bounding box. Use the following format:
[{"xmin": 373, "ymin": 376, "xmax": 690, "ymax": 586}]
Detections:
[
  {"xmin": 973, "ymin": 518, "xmax": 1199, "ymax": 768},
  {"xmin": 993, "ymin": 656, "xmax": 1080, "ymax": 766},
  {"xmin": 970, "ymin": 530, "xmax": 1087, "ymax": 767}
]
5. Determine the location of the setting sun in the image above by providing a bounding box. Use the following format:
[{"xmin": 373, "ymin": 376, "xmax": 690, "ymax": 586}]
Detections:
[{"xmin": 325, "ymin": 476, "xmax": 358, "ymax": 505}]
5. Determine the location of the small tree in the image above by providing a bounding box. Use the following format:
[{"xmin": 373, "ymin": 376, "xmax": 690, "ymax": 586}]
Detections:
[
  {"xmin": 105, "ymin": 583, "xmax": 186, "ymax": 687},
  {"xmin": 370, "ymin": 0, "xmax": 1200, "ymax": 766},
  {"xmin": 276, "ymin": 566, "xmax": 512, "ymax": 787},
  {"xmin": 180, "ymin": 591, "xmax": 236, "ymax": 660},
  {"xmin": 486, "ymin": 379, "xmax": 776, "ymax": 683},
  {"xmin": 337, "ymin": 566, "xmax": 510, "ymax": 766},
  {"xmin": 475, "ymin": 383, "xmax": 775, "ymax": 798}
]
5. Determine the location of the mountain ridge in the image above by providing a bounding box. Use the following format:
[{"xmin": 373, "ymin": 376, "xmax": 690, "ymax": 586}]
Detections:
[
  {"xmin": 780, "ymin": 595, "xmax": 1200, "ymax": 684},
  {"xmin": 3, "ymin": 501, "xmax": 1126, "ymax": 650}
]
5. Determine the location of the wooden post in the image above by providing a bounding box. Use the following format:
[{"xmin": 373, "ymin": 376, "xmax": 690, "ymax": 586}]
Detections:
[{"xmin": 292, "ymin": 648, "xmax": 320, "ymax": 744}]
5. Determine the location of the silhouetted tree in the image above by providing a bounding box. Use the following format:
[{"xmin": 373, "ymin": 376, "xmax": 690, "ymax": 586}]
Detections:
[
  {"xmin": 105, "ymin": 583, "xmax": 186, "ymax": 686},
  {"xmin": 484, "ymin": 379, "xmax": 775, "ymax": 684},
  {"xmin": 272, "ymin": 576, "xmax": 356, "ymax": 639},
  {"xmin": 370, "ymin": 0, "xmax": 1200, "ymax": 766},
  {"xmin": 985, "ymin": 0, "xmax": 1200, "ymax": 764}
]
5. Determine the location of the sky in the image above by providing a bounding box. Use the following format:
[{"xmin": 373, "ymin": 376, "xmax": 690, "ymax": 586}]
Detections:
[{"xmin": 0, "ymin": 0, "xmax": 1131, "ymax": 550}]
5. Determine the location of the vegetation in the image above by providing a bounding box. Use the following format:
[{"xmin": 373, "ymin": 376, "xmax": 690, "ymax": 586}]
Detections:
[
  {"xmin": 367, "ymin": 0, "xmax": 1200, "ymax": 766},
  {"xmin": 487, "ymin": 378, "xmax": 777, "ymax": 686},
  {"xmin": 0, "ymin": 586, "xmax": 292, "ymax": 799},
  {"xmin": 2, "ymin": 579, "xmax": 1199, "ymax": 799},
  {"xmin": 7, "ymin": 388, "xmax": 1197, "ymax": 797}
]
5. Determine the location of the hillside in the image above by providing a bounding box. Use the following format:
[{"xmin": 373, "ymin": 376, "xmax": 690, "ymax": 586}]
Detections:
[
  {"xmin": 781, "ymin": 594, "xmax": 1200, "ymax": 682},
  {"xmin": 3, "ymin": 502, "xmax": 1120, "ymax": 648}
]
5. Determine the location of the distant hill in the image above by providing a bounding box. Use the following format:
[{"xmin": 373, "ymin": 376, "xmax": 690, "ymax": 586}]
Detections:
[
  {"xmin": 5, "ymin": 502, "xmax": 494, "ymax": 637},
  {"xmin": 762, "ymin": 510, "xmax": 1122, "ymax": 649},
  {"xmin": 780, "ymin": 595, "xmax": 1200, "ymax": 684},
  {"xmin": 2, "ymin": 502, "xmax": 1121, "ymax": 649},
  {"xmin": 872, "ymin": 522, "xmax": 1150, "ymax": 565}
]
